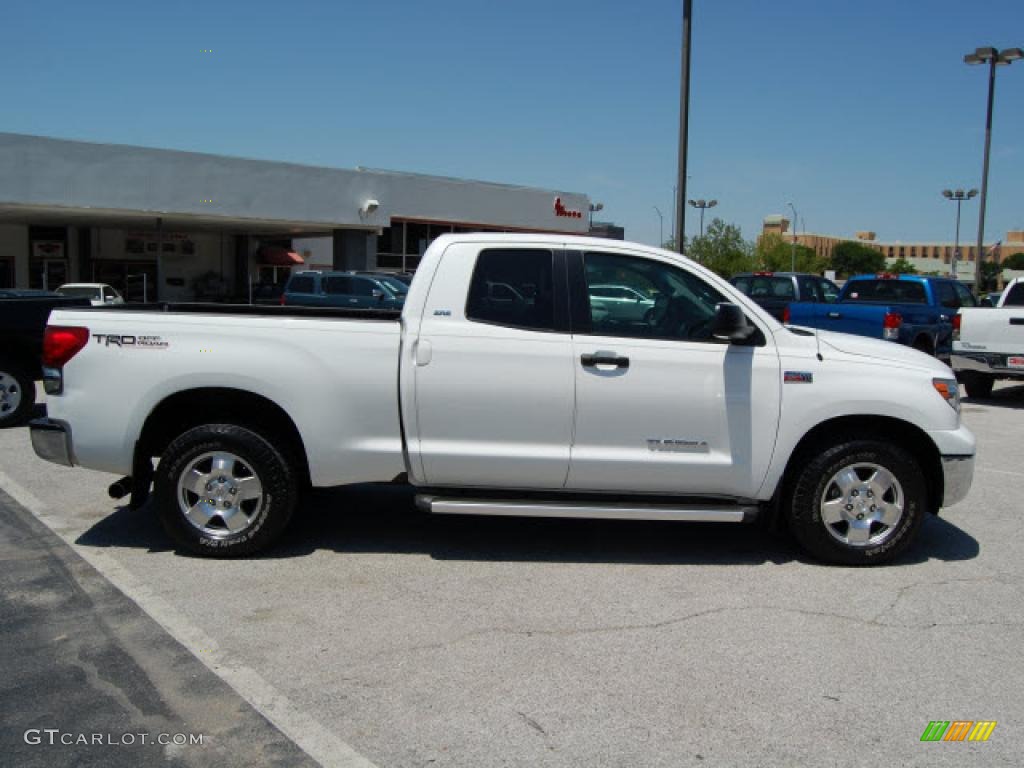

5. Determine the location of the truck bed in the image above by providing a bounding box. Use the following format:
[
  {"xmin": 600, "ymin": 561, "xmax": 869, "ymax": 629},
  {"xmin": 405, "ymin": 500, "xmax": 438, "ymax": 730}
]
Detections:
[{"xmin": 58, "ymin": 302, "xmax": 403, "ymax": 322}]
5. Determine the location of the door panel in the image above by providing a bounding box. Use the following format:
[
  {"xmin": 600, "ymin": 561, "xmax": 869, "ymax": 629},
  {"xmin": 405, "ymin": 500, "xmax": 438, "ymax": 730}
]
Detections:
[
  {"xmin": 411, "ymin": 243, "xmax": 574, "ymax": 488},
  {"xmin": 567, "ymin": 250, "xmax": 780, "ymax": 498}
]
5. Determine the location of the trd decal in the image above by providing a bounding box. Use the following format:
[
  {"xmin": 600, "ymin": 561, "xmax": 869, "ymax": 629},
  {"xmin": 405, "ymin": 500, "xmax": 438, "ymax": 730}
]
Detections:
[{"xmin": 94, "ymin": 334, "xmax": 169, "ymax": 349}]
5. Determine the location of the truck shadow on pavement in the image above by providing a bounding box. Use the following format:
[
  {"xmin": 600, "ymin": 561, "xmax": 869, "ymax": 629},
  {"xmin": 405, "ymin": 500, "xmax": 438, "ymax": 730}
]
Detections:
[
  {"xmin": 963, "ymin": 382, "xmax": 1024, "ymax": 410},
  {"xmin": 76, "ymin": 483, "xmax": 980, "ymax": 567}
]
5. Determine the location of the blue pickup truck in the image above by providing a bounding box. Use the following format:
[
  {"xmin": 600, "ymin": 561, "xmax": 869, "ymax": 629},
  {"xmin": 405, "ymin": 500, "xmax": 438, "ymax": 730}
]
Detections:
[{"xmin": 785, "ymin": 273, "xmax": 978, "ymax": 360}]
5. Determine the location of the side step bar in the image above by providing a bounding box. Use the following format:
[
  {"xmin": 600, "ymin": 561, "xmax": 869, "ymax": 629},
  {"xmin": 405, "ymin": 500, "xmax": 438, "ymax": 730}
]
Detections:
[{"xmin": 416, "ymin": 495, "xmax": 757, "ymax": 523}]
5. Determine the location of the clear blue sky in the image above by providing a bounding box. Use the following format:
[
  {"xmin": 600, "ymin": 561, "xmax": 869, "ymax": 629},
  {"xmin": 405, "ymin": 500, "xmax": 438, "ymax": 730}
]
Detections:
[{"xmin": 2, "ymin": 0, "xmax": 1022, "ymax": 248}]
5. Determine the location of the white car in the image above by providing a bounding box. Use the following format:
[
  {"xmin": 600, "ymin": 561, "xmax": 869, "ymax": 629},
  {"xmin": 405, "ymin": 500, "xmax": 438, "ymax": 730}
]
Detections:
[
  {"xmin": 56, "ymin": 283, "xmax": 125, "ymax": 307},
  {"xmin": 31, "ymin": 234, "xmax": 974, "ymax": 565},
  {"xmin": 952, "ymin": 277, "xmax": 1024, "ymax": 397}
]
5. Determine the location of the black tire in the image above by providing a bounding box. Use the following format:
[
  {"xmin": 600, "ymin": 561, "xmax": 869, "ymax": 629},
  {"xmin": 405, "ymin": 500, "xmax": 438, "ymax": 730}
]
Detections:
[
  {"xmin": 960, "ymin": 371, "xmax": 994, "ymax": 399},
  {"xmin": 912, "ymin": 336, "xmax": 934, "ymax": 356},
  {"xmin": 787, "ymin": 439, "xmax": 927, "ymax": 565},
  {"xmin": 0, "ymin": 363, "xmax": 36, "ymax": 428},
  {"xmin": 154, "ymin": 424, "xmax": 297, "ymax": 557}
]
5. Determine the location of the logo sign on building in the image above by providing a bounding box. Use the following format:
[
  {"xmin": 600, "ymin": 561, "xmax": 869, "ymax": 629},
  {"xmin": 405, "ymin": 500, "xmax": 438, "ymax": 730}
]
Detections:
[
  {"xmin": 554, "ymin": 197, "xmax": 583, "ymax": 219},
  {"xmin": 32, "ymin": 241, "xmax": 65, "ymax": 259}
]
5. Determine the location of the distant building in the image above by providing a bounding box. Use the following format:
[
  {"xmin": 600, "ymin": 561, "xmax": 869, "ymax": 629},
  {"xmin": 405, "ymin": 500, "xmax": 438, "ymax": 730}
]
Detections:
[
  {"xmin": 588, "ymin": 221, "xmax": 625, "ymax": 240},
  {"xmin": 760, "ymin": 215, "xmax": 1024, "ymax": 285}
]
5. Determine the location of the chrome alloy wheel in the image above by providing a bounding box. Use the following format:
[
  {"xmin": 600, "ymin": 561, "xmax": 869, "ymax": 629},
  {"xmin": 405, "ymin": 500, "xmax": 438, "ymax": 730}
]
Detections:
[
  {"xmin": 819, "ymin": 462, "xmax": 904, "ymax": 548},
  {"xmin": 176, "ymin": 451, "xmax": 264, "ymax": 538},
  {"xmin": 0, "ymin": 371, "xmax": 22, "ymax": 417}
]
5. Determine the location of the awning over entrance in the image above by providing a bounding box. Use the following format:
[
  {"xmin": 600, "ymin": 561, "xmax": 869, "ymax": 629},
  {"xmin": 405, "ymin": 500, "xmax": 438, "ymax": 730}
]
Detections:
[{"xmin": 257, "ymin": 245, "xmax": 304, "ymax": 267}]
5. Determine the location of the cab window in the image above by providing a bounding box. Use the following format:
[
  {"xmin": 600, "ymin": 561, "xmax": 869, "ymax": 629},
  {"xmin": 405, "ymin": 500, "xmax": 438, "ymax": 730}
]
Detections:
[
  {"xmin": 579, "ymin": 251, "xmax": 729, "ymax": 342},
  {"xmin": 465, "ymin": 249, "xmax": 556, "ymax": 332}
]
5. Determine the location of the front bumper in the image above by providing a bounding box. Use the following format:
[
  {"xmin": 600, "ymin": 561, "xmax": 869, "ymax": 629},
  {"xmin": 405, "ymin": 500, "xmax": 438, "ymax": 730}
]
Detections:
[
  {"xmin": 941, "ymin": 454, "xmax": 974, "ymax": 507},
  {"xmin": 30, "ymin": 418, "xmax": 75, "ymax": 467}
]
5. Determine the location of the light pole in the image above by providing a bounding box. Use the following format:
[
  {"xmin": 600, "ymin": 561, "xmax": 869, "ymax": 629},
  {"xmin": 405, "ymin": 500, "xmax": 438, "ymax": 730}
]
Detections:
[
  {"xmin": 687, "ymin": 199, "xmax": 717, "ymax": 237},
  {"xmin": 786, "ymin": 202, "xmax": 798, "ymax": 272},
  {"xmin": 674, "ymin": 0, "xmax": 693, "ymax": 254},
  {"xmin": 964, "ymin": 46, "xmax": 1022, "ymax": 291},
  {"xmin": 941, "ymin": 188, "xmax": 977, "ymax": 279},
  {"xmin": 653, "ymin": 206, "xmax": 664, "ymax": 247},
  {"xmin": 588, "ymin": 202, "xmax": 604, "ymax": 229}
]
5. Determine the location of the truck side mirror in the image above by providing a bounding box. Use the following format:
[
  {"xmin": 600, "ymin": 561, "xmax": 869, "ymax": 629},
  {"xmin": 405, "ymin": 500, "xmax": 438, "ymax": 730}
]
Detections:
[
  {"xmin": 711, "ymin": 302, "xmax": 756, "ymax": 343},
  {"xmin": 372, "ymin": 289, "xmax": 385, "ymax": 300}
]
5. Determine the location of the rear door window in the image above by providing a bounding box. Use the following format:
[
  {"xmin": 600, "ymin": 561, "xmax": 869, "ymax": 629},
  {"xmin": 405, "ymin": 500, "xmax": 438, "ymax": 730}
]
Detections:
[
  {"xmin": 818, "ymin": 278, "xmax": 840, "ymax": 303},
  {"xmin": 936, "ymin": 282, "xmax": 959, "ymax": 309},
  {"xmin": 323, "ymin": 276, "xmax": 354, "ymax": 295},
  {"xmin": 465, "ymin": 249, "xmax": 557, "ymax": 331},
  {"xmin": 288, "ymin": 276, "xmax": 316, "ymax": 293},
  {"xmin": 797, "ymin": 276, "xmax": 821, "ymax": 302},
  {"xmin": 954, "ymin": 282, "xmax": 977, "ymax": 308}
]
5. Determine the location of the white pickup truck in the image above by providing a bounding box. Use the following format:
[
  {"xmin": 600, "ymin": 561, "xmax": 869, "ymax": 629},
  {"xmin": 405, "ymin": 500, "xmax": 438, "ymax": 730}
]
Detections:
[
  {"xmin": 31, "ymin": 234, "xmax": 975, "ymax": 565},
  {"xmin": 953, "ymin": 276, "xmax": 1024, "ymax": 397}
]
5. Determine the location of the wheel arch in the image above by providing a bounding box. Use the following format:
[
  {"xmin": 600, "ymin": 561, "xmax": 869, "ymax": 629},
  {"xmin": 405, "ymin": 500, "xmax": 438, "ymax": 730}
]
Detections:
[
  {"xmin": 772, "ymin": 415, "xmax": 943, "ymax": 524},
  {"xmin": 137, "ymin": 387, "xmax": 310, "ymax": 487}
]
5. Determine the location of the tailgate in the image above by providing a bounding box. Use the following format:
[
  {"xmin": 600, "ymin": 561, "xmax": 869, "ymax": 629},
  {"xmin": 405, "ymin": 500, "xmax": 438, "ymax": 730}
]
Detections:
[
  {"xmin": 811, "ymin": 303, "xmax": 888, "ymax": 338},
  {"xmin": 960, "ymin": 308, "xmax": 1024, "ymax": 361}
]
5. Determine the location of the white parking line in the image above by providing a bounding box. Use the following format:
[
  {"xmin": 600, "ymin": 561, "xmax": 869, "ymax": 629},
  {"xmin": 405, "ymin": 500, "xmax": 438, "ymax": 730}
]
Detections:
[{"xmin": 0, "ymin": 469, "xmax": 379, "ymax": 768}]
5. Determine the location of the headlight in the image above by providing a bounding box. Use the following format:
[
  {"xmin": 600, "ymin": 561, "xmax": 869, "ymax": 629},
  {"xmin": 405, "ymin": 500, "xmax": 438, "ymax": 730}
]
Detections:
[{"xmin": 932, "ymin": 378, "xmax": 961, "ymax": 414}]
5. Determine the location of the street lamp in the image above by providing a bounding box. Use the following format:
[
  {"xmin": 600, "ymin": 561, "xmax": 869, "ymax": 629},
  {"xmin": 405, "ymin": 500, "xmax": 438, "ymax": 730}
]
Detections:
[
  {"xmin": 964, "ymin": 45, "xmax": 1022, "ymax": 291},
  {"xmin": 786, "ymin": 201, "xmax": 798, "ymax": 272},
  {"xmin": 941, "ymin": 188, "xmax": 978, "ymax": 279},
  {"xmin": 588, "ymin": 202, "xmax": 604, "ymax": 228},
  {"xmin": 687, "ymin": 199, "xmax": 717, "ymax": 237},
  {"xmin": 653, "ymin": 206, "xmax": 664, "ymax": 247}
]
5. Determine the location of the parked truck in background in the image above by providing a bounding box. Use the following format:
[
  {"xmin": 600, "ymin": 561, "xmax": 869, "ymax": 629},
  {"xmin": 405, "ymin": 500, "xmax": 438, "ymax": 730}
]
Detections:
[
  {"xmin": 953, "ymin": 277, "xmax": 1024, "ymax": 397},
  {"xmin": 30, "ymin": 235, "xmax": 975, "ymax": 565},
  {"xmin": 785, "ymin": 273, "xmax": 978, "ymax": 360},
  {"xmin": 0, "ymin": 290, "xmax": 90, "ymax": 427},
  {"xmin": 728, "ymin": 272, "xmax": 840, "ymax": 322}
]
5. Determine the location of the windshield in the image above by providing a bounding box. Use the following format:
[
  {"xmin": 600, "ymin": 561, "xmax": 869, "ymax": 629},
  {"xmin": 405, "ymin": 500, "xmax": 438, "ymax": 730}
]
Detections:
[
  {"xmin": 375, "ymin": 276, "xmax": 408, "ymax": 295},
  {"xmin": 57, "ymin": 286, "xmax": 101, "ymax": 299},
  {"xmin": 732, "ymin": 276, "xmax": 795, "ymax": 300},
  {"xmin": 842, "ymin": 280, "xmax": 927, "ymax": 304}
]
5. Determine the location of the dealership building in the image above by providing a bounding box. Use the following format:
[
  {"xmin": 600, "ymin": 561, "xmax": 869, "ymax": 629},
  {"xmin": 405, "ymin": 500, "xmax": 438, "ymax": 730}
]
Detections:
[{"xmin": 0, "ymin": 133, "xmax": 598, "ymax": 301}]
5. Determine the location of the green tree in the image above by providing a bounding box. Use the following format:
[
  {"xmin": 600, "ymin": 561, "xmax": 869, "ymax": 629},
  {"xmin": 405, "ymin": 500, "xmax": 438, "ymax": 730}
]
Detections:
[
  {"xmin": 980, "ymin": 260, "xmax": 1002, "ymax": 292},
  {"xmin": 1003, "ymin": 252, "xmax": 1024, "ymax": 270},
  {"xmin": 830, "ymin": 241, "xmax": 886, "ymax": 278},
  {"xmin": 887, "ymin": 258, "xmax": 918, "ymax": 274},
  {"xmin": 686, "ymin": 218, "xmax": 755, "ymax": 278},
  {"xmin": 754, "ymin": 233, "xmax": 824, "ymax": 273}
]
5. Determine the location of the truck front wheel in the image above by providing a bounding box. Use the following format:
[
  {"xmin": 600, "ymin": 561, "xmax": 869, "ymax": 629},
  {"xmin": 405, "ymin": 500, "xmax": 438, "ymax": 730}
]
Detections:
[
  {"xmin": 154, "ymin": 424, "xmax": 297, "ymax": 557},
  {"xmin": 788, "ymin": 439, "xmax": 926, "ymax": 565},
  {"xmin": 959, "ymin": 371, "xmax": 994, "ymax": 399}
]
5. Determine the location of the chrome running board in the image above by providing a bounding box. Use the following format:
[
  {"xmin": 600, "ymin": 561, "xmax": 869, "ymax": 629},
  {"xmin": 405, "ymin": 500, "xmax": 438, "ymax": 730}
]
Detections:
[{"xmin": 416, "ymin": 495, "xmax": 756, "ymax": 523}]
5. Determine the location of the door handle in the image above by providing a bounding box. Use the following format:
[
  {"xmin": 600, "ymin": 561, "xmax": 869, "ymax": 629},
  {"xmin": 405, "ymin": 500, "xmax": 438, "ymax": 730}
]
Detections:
[
  {"xmin": 827, "ymin": 311, "xmax": 841, "ymax": 319},
  {"xmin": 581, "ymin": 353, "xmax": 630, "ymax": 369}
]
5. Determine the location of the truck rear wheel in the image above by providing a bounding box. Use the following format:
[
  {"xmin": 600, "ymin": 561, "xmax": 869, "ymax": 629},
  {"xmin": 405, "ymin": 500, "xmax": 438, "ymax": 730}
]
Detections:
[
  {"xmin": 959, "ymin": 371, "xmax": 994, "ymax": 399},
  {"xmin": 788, "ymin": 439, "xmax": 926, "ymax": 565},
  {"xmin": 0, "ymin": 363, "xmax": 36, "ymax": 428},
  {"xmin": 154, "ymin": 424, "xmax": 297, "ymax": 557}
]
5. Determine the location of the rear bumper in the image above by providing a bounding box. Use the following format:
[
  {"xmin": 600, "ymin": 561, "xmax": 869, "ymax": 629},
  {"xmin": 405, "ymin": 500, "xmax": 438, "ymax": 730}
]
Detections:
[
  {"xmin": 30, "ymin": 418, "xmax": 75, "ymax": 467},
  {"xmin": 940, "ymin": 454, "xmax": 974, "ymax": 507},
  {"xmin": 952, "ymin": 351, "xmax": 1024, "ymax": 377}
]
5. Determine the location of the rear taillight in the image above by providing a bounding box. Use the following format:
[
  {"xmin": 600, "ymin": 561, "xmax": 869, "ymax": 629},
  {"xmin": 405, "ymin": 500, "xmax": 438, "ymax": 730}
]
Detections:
[
  {"xmin": 782, "ymin": 306, "xmax": 791, "ymax": 324},
  {"xmin": 882, "ymin": 312, "xmax": 902, "ymax": 340},
  {"xmin": 42, "ymin": 326, "xmax": 90, "ymax": 367},
  {"xmin": 952, "ymin": 313, "xmax": 962, "ymax": 341}
]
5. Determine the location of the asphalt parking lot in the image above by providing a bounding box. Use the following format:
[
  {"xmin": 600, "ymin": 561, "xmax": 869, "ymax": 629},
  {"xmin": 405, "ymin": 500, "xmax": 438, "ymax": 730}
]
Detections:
[{"xmin": 1, "ymin": 384, "xmax": 1023, "ymax": 767}]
